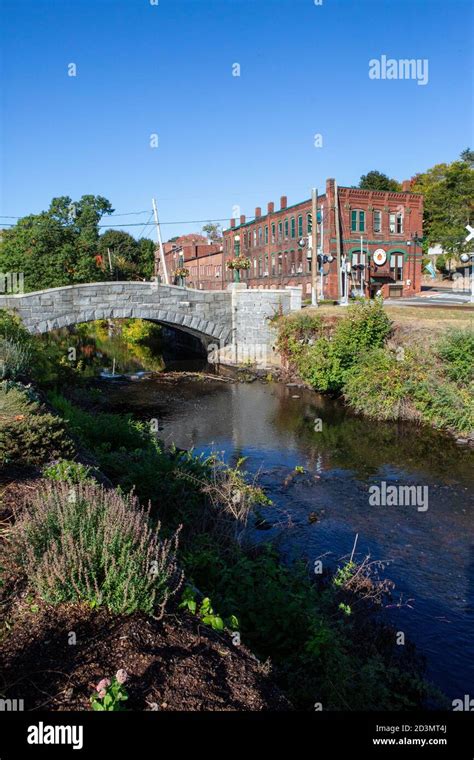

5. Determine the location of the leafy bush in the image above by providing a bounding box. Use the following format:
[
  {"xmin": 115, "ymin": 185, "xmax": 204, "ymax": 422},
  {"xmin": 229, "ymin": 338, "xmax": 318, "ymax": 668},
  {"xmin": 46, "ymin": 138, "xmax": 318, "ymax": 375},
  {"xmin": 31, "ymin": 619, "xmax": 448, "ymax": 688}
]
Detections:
[
  {"xmin": 415, "ymin": 379, "xmax": 474, "ymax": 434},
  {"xmin": 179, "ymin": 586, "xmax": 239, "ymax": 632},
  {"xmin": 0, "ymin": 381, "xmax": 40, "ymax": 421},
  {"xmin": 276, "ymin": 312, "xmax": 324, "ymax": 354},
  {"xmin": 289, "ymin": 300, "xmax": 392, "ymax": 394},
  {"xmin": 436, "ymin": 329, "xmax": 474, "ymax": 386},
  {"xmin": 120, "ymin": 319, "xmax": 161, "ymax": 346},
  {"xmin": 0, "ymin": 310, "xmax": 31, "ymax": 344},
  {"xmin": 9, "ymin": 481, "xmax": 183, "ymax": 615},
  {"xmin": 0, "ymin": 413, "xmax": 75, "ymax": 467},
  {"xmin": 435, "ymin": 254, "xmax": 446, "ymax": 272},
  {"xmin": 181, "ymin": 538, "xmax": 434, "ymax": 710},
  {"xmin": 0, "ymin": 337, "xmax": 32, "ymax": 380},
  {"xmin": 42, "ymin": 459, "xmax": 95, "ymax": 484},
  {"xmin": 343, "ymin": 348, "xmax": 420, "ymax": 421}
]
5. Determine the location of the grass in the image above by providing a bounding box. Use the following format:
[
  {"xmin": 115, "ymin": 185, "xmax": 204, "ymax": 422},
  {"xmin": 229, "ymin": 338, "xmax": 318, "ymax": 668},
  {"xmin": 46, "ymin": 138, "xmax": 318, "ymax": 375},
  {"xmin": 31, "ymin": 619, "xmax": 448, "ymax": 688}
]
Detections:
[
  {"xmin": 304, "ymin": 302, "xmax": 473, "ymax": 328},
  {"xmin": 278, "ymin": 304, "xmax": 474, "ymax": 437}
]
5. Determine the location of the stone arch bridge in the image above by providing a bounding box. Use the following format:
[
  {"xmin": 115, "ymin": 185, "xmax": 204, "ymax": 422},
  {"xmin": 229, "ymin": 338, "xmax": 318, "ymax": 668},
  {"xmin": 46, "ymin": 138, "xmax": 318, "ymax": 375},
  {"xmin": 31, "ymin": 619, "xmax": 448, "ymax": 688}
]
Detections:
[{"xmin": 0, "ymin": 282, "xmax": 302, "ymax": 365}]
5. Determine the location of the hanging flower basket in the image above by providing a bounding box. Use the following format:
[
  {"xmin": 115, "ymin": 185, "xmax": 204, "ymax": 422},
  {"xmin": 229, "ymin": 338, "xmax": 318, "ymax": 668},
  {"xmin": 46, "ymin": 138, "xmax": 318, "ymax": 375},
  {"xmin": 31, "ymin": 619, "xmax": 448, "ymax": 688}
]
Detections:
[
  {"xmin": 174, "ymin": 267, "xmax": 189, "ymax": 278},
  {"xmin": 227, "ymin": 256, "xmax": 251, "ymax": 271}
]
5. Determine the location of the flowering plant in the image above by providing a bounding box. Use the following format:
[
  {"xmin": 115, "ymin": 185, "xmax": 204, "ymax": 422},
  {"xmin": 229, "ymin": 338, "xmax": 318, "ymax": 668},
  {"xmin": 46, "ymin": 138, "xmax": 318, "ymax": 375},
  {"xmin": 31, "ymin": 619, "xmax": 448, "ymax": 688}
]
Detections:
[
  {"xmin": 174, "ymin": 267, "xmax": 189, "ymax": 278},
  {"xmin": 227, "ymin": 256, "xmax": 251, "ymax": 271},
  {"xmin": 90, "ymin": 670, "xmax": 129, "ymax": 711}
]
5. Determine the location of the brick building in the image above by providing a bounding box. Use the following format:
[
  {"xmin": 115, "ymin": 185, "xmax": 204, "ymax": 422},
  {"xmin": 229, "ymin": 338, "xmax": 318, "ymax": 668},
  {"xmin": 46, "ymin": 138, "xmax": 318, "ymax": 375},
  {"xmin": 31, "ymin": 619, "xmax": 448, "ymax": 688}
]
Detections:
[
  {"xmin": 160, "ymin": 234, "xmax": 225, "ymax": 290},
  {"xmin": 222, "ymin": 178, "xmax": 423, "ymax": 300}
]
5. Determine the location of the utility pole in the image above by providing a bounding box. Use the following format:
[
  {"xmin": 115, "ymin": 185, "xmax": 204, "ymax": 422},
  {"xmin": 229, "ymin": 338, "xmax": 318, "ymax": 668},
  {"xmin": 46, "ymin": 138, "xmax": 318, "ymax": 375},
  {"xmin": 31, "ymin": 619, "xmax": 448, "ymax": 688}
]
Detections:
[
  {"xmin": 334, "ymin": 180, "xmax": 346, "ymax": 304},
  {"xmin": 320, "ymin": 203, "xmax": 324, "ymax": 300},
  {"xmin": 152, "ymin": 197, "xmax": 169, "ymax": 285},
  {"xmin": 311, "ymin": 187, "xmax": 318, "ymax": 307}
]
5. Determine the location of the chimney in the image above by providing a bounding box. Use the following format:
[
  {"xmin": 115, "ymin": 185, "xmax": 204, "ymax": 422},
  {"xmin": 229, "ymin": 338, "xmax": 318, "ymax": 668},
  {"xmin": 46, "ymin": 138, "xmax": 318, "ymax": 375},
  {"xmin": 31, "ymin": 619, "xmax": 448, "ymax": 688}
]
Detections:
[
  {"xmin": 240, "ymin": 214, "xmax": 246, "ymax": 225},
  {"xmin": 280, "ymin": 195, "xmax": 287, "ymax": 210},
  {"xmin": 255, "ymin": 206, "xmax": 261, "ymax": 219},
  {"xmin": 267, "ymin": 201, "xmax": 274, "ymax": 214},
  {"xmin": 402, "ymin": 180, "xmax": 411, "ymax": 192},
  {"xmin": 230, "ymin": 218, "xmax": 236, "ymax": 228}
]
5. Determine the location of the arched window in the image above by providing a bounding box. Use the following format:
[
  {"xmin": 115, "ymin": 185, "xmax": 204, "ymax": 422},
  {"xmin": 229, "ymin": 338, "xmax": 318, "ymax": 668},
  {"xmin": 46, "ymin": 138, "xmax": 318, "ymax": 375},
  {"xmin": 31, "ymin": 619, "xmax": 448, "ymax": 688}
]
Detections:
[{"xmin": 297, "ymin": 215, "xmax": 303, "ymax": 237}]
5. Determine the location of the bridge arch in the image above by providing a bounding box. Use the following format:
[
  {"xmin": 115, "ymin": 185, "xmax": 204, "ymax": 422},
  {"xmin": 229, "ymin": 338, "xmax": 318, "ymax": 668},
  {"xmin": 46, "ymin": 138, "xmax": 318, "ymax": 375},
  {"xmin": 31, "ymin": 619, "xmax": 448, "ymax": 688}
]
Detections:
[
  {"xmin": 32, "ymin": 306, "xmax": 230, "ymax": 344},
  {"xmin": 0, "ymin": 281, "xmax": 302, "ymax": 364}
]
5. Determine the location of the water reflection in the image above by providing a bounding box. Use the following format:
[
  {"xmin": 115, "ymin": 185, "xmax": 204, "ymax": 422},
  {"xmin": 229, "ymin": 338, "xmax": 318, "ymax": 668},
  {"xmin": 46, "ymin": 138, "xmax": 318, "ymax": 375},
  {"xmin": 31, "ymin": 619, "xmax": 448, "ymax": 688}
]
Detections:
[{"xmin": 103, "ymin": 378, "xmax": 474, "ymax": 699}]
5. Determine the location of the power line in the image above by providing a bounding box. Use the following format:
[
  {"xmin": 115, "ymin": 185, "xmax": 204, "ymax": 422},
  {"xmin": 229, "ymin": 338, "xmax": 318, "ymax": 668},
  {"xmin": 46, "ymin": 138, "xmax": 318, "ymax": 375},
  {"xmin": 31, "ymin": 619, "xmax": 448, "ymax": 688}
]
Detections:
[
  {"xmin": 0, "ymin": 217, "xmax": 230, "ymax": 229},
  {"xmin": 135, "ymin": 211, "xmax": 154, "ymax": 240},
  {"xmin": 0, "ymin": 209, "xmax": 150, "ymax": 220}
]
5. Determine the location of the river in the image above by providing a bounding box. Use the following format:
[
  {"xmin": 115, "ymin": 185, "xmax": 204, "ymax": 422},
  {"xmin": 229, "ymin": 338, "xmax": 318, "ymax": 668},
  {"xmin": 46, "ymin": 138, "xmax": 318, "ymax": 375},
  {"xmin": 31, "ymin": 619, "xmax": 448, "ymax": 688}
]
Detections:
[
  {"xmin": 99, "ymin": 374, "xmax": 473, "ymax": 703},
  {"xmin": 46, "ymin": 325, "xmax": 474, "ymax": 702}
]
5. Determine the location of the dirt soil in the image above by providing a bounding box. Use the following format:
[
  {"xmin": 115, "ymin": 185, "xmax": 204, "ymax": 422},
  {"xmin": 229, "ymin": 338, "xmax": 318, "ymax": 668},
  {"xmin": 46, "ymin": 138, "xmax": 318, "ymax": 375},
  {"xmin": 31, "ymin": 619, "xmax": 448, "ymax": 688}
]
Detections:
[
  {"xmin": 0, "ymin": 468, "xmax": 290, "ymax": 712},
  {"xmin": 0, "ymin": 601, "xmax": 291, "ymax": 712}
]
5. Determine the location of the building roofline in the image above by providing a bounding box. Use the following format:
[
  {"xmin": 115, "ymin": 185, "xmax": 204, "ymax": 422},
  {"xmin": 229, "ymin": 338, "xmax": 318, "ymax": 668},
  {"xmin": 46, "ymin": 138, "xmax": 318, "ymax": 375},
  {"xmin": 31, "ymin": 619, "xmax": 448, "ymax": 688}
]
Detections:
[
  {"xmin": 224, "ymin": 195, "xmax": 327, "ymax": 233},
  {"xmin": 338, "ymin": 185, "xmax": 423, "ymax": 197}
]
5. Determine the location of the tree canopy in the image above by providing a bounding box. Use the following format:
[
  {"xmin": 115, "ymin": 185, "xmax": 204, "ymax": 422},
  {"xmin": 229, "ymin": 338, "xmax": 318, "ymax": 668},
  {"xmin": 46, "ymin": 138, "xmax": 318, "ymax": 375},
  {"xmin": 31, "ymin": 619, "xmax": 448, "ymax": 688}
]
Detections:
[
  {"xmin": 0, "ymin": 195, "xmax": 155, "ymax": 291},
  {"xmin": 411, "ymin": 150, "xmax": 474, "ymax": 258},
  {"xmin": 358, "ymin": 171, "xmax": 401, "ymax": 192},
  {"xmin": 202, "ymin": 222, "xmax": 223, "ymax": 242}
]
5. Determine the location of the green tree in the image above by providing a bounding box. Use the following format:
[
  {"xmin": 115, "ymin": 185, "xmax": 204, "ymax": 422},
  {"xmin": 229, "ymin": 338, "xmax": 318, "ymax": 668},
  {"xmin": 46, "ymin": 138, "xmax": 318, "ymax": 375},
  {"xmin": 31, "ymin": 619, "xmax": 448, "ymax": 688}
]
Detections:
[
  {"xmin": 137, "ymin": 238, "xmax": 156, "ymax": 279},
  {"xmin": 0, "ymin": 213, "xmax": 77, "ymax": 291},
  {"xmin": 97, "ymin": 230, "xmax": 155, "ymax": 280},
  {"xmin": 0, "ymin": 196, "xmax": 114, "ymax": 291},
  {"xmin": 460, "ymin": 147, "xmax": 474, "ymax": 167},
  {"xmin": 412, "ymin": 155, "xmax": 474, "ymax": 260},
  {"xmin": 358, "ymin": 171, "xmax": 401, "ymax": 192},
  {"xmin": 202, "ymin": 222, "xmax": 223, "ymax": 242}
]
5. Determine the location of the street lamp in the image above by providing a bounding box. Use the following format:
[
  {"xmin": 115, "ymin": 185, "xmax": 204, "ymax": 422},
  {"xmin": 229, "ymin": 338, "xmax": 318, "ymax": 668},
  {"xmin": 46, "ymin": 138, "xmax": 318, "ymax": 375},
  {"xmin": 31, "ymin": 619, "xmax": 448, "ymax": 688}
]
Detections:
[
  {"xmin": 233, "ymin": 234, "xmax": 241, "ymax": 282},
  {"xmin": 460, "ymin": 251, "xmax": 474, "ymax": 303}
]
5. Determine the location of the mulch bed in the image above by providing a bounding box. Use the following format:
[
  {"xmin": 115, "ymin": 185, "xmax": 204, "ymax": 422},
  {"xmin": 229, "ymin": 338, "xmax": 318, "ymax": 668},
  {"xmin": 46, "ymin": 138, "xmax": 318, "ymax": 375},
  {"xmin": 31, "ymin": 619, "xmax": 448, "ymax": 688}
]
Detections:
[
  {"xmin": 0, "ymin": 467, "xmax": 42, "ymax": 523},
  {"xmin": 0, "ymin": 601, "xmax": 291, "ymax": 711}
]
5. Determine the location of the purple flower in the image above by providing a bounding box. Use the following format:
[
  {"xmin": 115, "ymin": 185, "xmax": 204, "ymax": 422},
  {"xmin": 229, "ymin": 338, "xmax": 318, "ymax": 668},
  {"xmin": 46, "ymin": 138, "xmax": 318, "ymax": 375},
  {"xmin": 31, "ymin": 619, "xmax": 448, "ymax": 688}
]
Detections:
[
  {"xmin": 96, "ymin": 677, "xmax": 111, "ymax": 695},
  {"xmin": 115, "ymin": 669, "xmax": 128, "ymax": 685}
]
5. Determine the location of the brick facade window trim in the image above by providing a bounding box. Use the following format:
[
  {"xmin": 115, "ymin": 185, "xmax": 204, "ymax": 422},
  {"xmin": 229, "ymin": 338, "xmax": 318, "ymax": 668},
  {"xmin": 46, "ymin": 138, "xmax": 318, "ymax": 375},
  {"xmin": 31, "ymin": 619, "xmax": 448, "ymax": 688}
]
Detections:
[
  {"xmin": 347, "ymin": 245, "xmax": 370, "ymax": 257},
  {"xmin": 351, "ymin": 209, "xmax": 366, "ymax": 233},
  {"xmin": 387, "ymin": 247, "xmax": 411, "ymax": 262}
]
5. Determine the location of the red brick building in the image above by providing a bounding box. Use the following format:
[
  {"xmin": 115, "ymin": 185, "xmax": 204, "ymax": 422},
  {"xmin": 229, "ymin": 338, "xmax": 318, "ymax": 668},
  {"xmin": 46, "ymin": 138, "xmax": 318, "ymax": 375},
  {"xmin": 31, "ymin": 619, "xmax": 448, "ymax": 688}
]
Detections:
[
  {"xmin": 222, "ymin": 178, "xmax": 423, "ymax": 300},
  {"xmin": 160, "ymin": 234, "xmax": 225, "ymax": 290}
]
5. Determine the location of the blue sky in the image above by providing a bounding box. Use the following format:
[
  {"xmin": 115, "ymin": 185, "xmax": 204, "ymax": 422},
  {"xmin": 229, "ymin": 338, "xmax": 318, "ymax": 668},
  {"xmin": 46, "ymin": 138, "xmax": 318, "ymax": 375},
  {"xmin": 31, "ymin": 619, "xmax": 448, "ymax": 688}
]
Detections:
[{"xmin": 0, "ymin": 0, "xmax": 472, "ymax": 240}]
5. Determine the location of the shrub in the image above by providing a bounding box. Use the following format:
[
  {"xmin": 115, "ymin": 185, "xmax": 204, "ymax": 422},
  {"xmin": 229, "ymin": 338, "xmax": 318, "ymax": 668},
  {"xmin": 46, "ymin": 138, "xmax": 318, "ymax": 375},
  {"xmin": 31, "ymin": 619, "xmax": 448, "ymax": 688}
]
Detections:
[
  {"xmin": 42, "ymin": 459, "xmax": 95, "ymax": 484},
  {"xmin": 0, "ymin": 413, "xmax": 75, "ymax": 467},
  {"xmin": 0, "ymin": 310, "xmax": 31, "ymax": 344},
  {"xmin": 436, "ymin": 328, "xmax": 474, "ymax": 386},
  {"xmin": 120, "ymin": 319, "xmax": 161, "ymax": 346},
  {"xmin": 9, "ymin": 481, "xmax": 183, "ymax": 615},
  {"xmin": 435, "ymin": 254, "xmax": 446, "ymax": 272},
  {"xmin": 292, "ymin": 300, "xmax": 392, "ymax": 394},
  {"xmin": 0, "ymin": 337, "xmax": 31, "ymax": 380},
  {"xmin": 343, "ymin": 348, "xmax": 421, "ymax": 421},
  {"xmin": 416, "ymin": 379, "xmax": 474, "ymax": 434},
  {"xmin": 0, "ymin": 381, "xmax": 40, "ymax": 421}
]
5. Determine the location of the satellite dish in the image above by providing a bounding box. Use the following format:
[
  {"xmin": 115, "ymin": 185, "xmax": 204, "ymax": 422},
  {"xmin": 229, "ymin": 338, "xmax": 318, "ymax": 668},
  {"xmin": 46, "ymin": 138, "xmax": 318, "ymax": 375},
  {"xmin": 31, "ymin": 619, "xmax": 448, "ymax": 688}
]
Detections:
[{"xmin": 298, "ymin": 238, "xmax": 307, "ymax": 248}]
